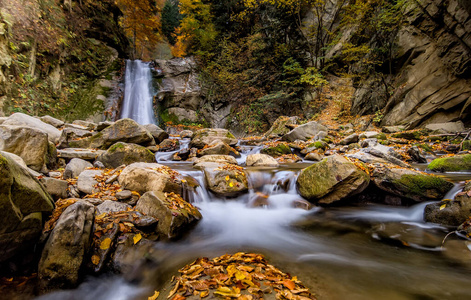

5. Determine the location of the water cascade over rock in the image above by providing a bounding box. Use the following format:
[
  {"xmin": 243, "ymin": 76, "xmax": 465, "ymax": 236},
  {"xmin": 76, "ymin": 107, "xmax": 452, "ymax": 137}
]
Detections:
[{"xmin": 120, "ymin": 60, "xmax": 156, "ymax": 125}]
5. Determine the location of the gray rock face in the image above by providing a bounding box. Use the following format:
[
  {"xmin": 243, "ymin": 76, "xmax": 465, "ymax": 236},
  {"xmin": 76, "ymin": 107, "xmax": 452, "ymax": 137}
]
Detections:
[
  {"xmin": 68, "ymin": 118, "xmax": 154, "ymax": 149},
  {"xmin": 57, "ymin": 127, "xmax": 94, "ymax": 149},
  {"xmin": 77, "ymin": 169, "xmax": 102, "ymax": 195},
  {"xmin": 40, "ymin": 115, "xmax": 65, "ymax": 128},
  {"xmin": 96, "ymin": 142, "xmax": 156, "ymax": 168},
  {"xmin": 382, "ymin": 126, "xmax": 405, "ymax": 133},
  {"xmin": 135, "ymin": 191, "xmax": 202, "ymax": 239},
  {"xmin": 340, "ymin": 133, "xmax": 359, "ymax": 145},
  {"xmin": 143, "ymin": 124, "xmax": 169, "ymax": 143},
  {"xmin": 64, "ymin": 158, "xmax": 93, "ymax": 179},
  {"xmin": 58, "ymin": 148, "xmax": 105, "ymax": 160},
  {"xmin": 424, "ymin": 121, "xmax": 466, "ymax": 133},
  {"xmin": 38, "ymin": 201, "xmax": 95, "ymax": 290},
  {"xmin": 348, "ymin": 144, "xmax": 410, "ymax": 168},
  {"xmin": 40, "ymin": 177, "xmax": 68, "ymax": 200},
  {"xmin": 96, "ymin": 200, "xmax": 132, "ymax": 214},
  {"xmin": 263, "ymin": 116, "xmax": 299, "ymax": 137},
  {"xmin": 2, "ymin": 113, "xmax": 61, "ymax": 144},
  {"xmin": 296, "ymin": 155, "xmax": 370, "ymax": 205},
  {"xmin": 282, "ymin": 121, "xmax": 328, "ymax": 142},
  {"xmin": 198, "ymin": 139, "xmax": 236, "ymax": 156},
  {"xmin": 0, "ymin": 153, "xmax": 54, "ymax": 263},
  {"xmin": 190, "ymin": 128, "xmax": 238, "ymax": 148},
  {"xmin": 246, "ymin": 154, "xmax": 279, "ymax": 167},
  {"xmin": 371, "ymin": 164, "xmax": 454, "ymax": 202},
  {"xmin": 0, "ymin": 125, "xmax": 52, "ymax": 172},
  {"xmin": 118, "ymin": 162, "xmax": 182, "ymax": 195},
  {"xmin": 193, "ymin": 155, "xmax": 238, "ymax": 165}
]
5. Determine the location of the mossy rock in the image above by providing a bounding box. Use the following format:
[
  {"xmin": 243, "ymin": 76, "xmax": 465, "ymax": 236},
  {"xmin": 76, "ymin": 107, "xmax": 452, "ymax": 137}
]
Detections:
[
  {"xmin": 416, "ymin": 143, "xmax": 433, "ymax": 153},
  {"xmin": 260, "ymin": 143, "xmax": 292, "ymax": 157},
  {"xmin": 428, "ymin": 154, "xmax": 471, "ymax": 172},
  {"xmin": 462, "ymin": 140, "xmax": 471, "ymax": 151},
  {"xmin": 392, "ymin": 131, "xmax": 423, "ymax": 140},
  {"xmin": 307, "ymin": 141, "xmax": 328, "ymax": 150},
  {"xmin": 263, "ymin": 116, "xmax": 299, "ymax": 137},
  {"xmin": 372, "ymin": 164, "xmax": 454, "ymax": 202},
  {"xmin": 96, "ymin": 142, "xmax": 156, "ymax": 168}
]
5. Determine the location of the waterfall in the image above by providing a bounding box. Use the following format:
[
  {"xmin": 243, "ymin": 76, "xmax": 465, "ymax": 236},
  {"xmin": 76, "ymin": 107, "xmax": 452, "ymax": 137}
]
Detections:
[{"xmin": 120, "ymin": 60, "xmax": 156, "ymax": 125}]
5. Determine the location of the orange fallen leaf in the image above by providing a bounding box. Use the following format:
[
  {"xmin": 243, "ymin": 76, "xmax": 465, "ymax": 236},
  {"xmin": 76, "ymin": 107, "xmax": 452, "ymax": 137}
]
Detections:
[
  {"xmin": 148, "ymin": 291, "xmax": 160, "ymax": 300},
  {"xmin": 91, "ymin": 255, "xmax": 100, "ymax": 265},
  {"xmin": 283, "ymin": 279, "xmax": 295, "ymax": 290},
  {"xmin": 100, "ymin": 238, "xmax": 111, "ymax": 250},
  {"xmin": 133, "ymin": 233, "xmax": 142, "ymax": 244}
]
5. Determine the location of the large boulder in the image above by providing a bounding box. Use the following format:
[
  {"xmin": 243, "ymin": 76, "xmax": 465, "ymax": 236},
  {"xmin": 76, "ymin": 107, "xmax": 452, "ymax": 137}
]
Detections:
[
  {"xmin": 260, "ymin": 143, "xmax": 292, "ymax": 157},
  {"xmin": 64, "ymin": 158, "xmax": 93, "ymax": 179},
  {"xmin": 2, "ymin": 113, "xmax": 61, "ymax": 144},
  {"xmin": 296, "ymin": 155, "xmax": 370, "ymax": 205},
  {"xmin": 189, "ymin": 128, "xmax": 238, "ymax": 148},
  {"xmin": 57, "ymin": 148, "xmax": 105, "ymax": 161},
  {"xmin": 68, "ymin": 118, "xmax": 154, "ymax": 149},
  {"xmin": 96, "ymin": 142, "xmax": 156, "ymax": 169},
  {"xmin": 282, "ymin": 121, "xmax": 328, "ymax": 142},
  {"xmin": 118, "ymin": 163, "xmax": 183, "ymax": 195},
  {"xmin": 57, "ymin": 127, "xmax": 94, "ymax": 149},
  {"xmin": 246, "ymin": 154, "xmax": 279, "ymax": 167},
  {"xmin": 428, "ymin": 154, "xmax": 471, "ymax": 172},
  {"xmin": 201, "ymin": 162, "xmax": 249, "ymax": 197},
  {"xmin": 39, "ymin": 177, "xmax": 68, "ymax": 200},
  {"xmin": 424, "ymin": 121, "xmax": 465, "ymax": 133},
  {"xmin": 198, "ymin": 139, "xmax": 237, "ymax": 156},
  {"xmin": 38, "ymin": 201, "xmax": 95, "ymax": 291},
  {"xmin": 0, "ymin": 153, "xmax": 54, "ymax": 263},
  {"xmin": 0, "ymin": 125, "xmax": 56, "ymax": 172},
  {"xmin": 143, "ymin": 124, "xmax": 169, "ymax": 143},
  {"xmin": 39, "ymin": 115, "xmax": 65, "ymax": 128},
  {"xmin": 135, "ymin": 191, "xmax": 202, "ymax": 239},
  {"xmin": 263, "ymin": 116, "xmax": 299, "ymax": 137},
  {"xmin": 193, "ymin": 155, "xmax": 238, "ymax": 165},
  {"xmin": 348, "ymin": 144, "xmax": 410, "ymax": 168},
  {"xmin": 424, "ymin": 182, "xmax": 471, "ymax": 226},
  {"xmin": 77, "ymin": 169, "xmax": 102, "ymax": 195},
  {"xmin": 371, "ymin": 164, "xmax": 454, "ymax": 202}
]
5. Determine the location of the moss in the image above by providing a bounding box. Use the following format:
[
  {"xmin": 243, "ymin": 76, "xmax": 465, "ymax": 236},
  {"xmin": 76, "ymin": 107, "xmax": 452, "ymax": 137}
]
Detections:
[
  {"xmin": 108, "ymin": 142, "xmax": 125, "ymax": 153},
  {"xmin": 377, "ymin": 133, "xmax": 387, "ymax": 140},
  {"xmin": 261, "ymin": 143, "xmax": 291, "ymax": 157},
  {"xmin": 392, "ymin": 131, "xmax": 422, "ymax": 140},
  {"xmin": 393, "ymin": 174, "xmax": 454, "ymax": 197},
  {"xmin": 428, "ymin": 154, "xmax": 471, "ymax": 172},
  {"xmin": 226, "ymin": 132, "xmax": 236, "ymax": 139},
  {"xmin": 0, "ymin": 155, "xmax": 8, "ymax": 166},
  {"xmin": 308, "ymin": 141, "xmax": 327, "ymax": 150},
  {"xmin": 462, "ymin": 140, "xmax": 471, "ymax": 151},
  {"xmin": 417, "ymin": 143, "xmax": 433, "ymax": 152}
]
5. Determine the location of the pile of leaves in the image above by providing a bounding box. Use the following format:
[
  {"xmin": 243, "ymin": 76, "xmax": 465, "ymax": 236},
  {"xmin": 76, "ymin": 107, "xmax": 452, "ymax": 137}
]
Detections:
[
  {"xmin": 43, "ymin": 198, "xmax": 79, "ymax": 232},
  {"xmin": 163, "ymin": 252, "xmax": 316, "ymax": 300},
  {"xmin": 164, "ymin": 192, "xmax": 201, "ymax": 216},
  {"xmin": 85, "ymin": 168, "xmax": 124, "ymax": 200}
]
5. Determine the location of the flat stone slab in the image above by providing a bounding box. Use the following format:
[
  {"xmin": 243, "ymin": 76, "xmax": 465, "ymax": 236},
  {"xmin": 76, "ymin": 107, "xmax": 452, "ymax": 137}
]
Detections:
[{"xmin": 58, "ymin": 148, "xmax": 105, "ymax": 160}]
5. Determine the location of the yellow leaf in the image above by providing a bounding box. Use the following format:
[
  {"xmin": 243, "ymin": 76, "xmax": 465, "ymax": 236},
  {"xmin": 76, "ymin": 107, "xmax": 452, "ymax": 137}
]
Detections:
[
  {"xmin": 200, "ymin": 291, "xmax": 209, "ymax": 298},
  {"xmin": 225, "ymin": 175, "xmax": 230, "ymax": 181},
  {"xmin": 100, "ymin": 237, "xmax": 112, "ymax": 250},
  {"xmin": 96, "ymin": 213, "xmax": 106, "ymax": 219},
  {"xmin": 148, "ymin": 291, "xmax": 160, "ymax": 300},
  {"xmin": 440, "ymin": 204, "xmax": 447, "ymax": 210},
  {"xmin": 133, "ymin": 233, "xmax": 142, "ymax": 244},
  {"xmin": 181, "ymin": 179, "xmax": 187, "ymax": 183},
  {"xmin": 229, "ymin": 182, "xmax": 234, "ymax": 187}
]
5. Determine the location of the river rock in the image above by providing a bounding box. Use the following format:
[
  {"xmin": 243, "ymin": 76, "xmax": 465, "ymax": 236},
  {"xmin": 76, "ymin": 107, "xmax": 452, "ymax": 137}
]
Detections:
[
  {"xmin": 246, "ymin": 154, "xmax": 279, "ymax": 167},
  {"xmin": 190, "ymin": 128, "xmax": 238, "ymax": 148},
  {"xmin": 198, "ymin": 139, "xmax": 237, "ymax": 156},
  {"xmin": 282, "ymin": 121, "xmax": 328, "ymax": 142},
  {"xmin": 96, "ymin": 121, "xmax": 114, "ymax": 131},
  {"xmin": 96, "ymin": 200, "xmax": 132, "ymax": 214},
  {"xmin": 340, "ymin": 133, "xmax": 359, "ymax": 145},
  {"xmin": 350, "ymin": 144, "xmax": 410, "ymax": 168},
  {"xmin": 180, "ymin": 130, "xmax": 194, "ymax": 138},
  {"xmin": 68, "ymin": 118, "xmax": 154, "ymax": 149},
  {"xmin": 0, "ymin": 151, "xmax": 41, "ymax": 177},
  {"xmin": 64, "ymin": 158, "xmax": 93, "ymax": 179},
  {"xmin": 193, "ymin": 155, "xmax": 238, "ymax": 165},
  {"xmin": 40, "ymin": 115, "xmax": 64, "ymax": 128},
  {"xmin": 424, "ymin": 182, "xmax": 471, "ymax": 226},
  {"xmin": 296, "ymin": 154, "xmax": 370, "ymax": 205},
  {"xmin": 72, "ymin": 120, "xmax": 97, "ymax": 131},
  {"xmin": 425, "ymin": 121, "xmax": 465, "ymax": 133},
  {"xmin": 143, "ymin": 124, "xmax": 169, "ymax": 143},
  {"xmin": 263, "ymin": 116, "xmax": 299, "ymax": 137},
  {"xmin": 159, "ymin": 138, "xmax": 180, "ymax": 152},
  {"xmin": 38, "ymin": 201, "xmax": 95, "ymax": 291},
  {"xmin": 118, "ymin": 162, "xmax": 182, "ymax": 195},
  {"xmin": 371, "ymin": 164, "xmax": 454, "ymax": 202},
  {"xmin": 0, "ymin": 125, "xmax": 56, "ymax": 172},
  {"xmin": 2, "ymin": 112, "xmax": 61, "ymax": 144},
  {"xmin": 0, "ymin": 153, "xmax": 54, "ymax": 263},
  {"xmin": 260, "ymin": 143, "xmax": 292, "ymax": 157},
  {"xmin": 201, "ymin": 162, "xmax": 249, "ymax": 197},
  {"xmin": 39, "ymin": 177, "xmax": 68, "ymax": 200},
  {"xmin": 382, "ymin": 125, "xmax": 405, "ymax": 133},
  {"xmin": 77, "ymin": 169, "xmax": 102, "ymax": 195},
  {"xmin": 359, "ymin": 131, "xmax": 386, "ymax": 139},
  {"xmin": 407, "ymin": 146, "xmax": 427, "ymax": 163},
  {"xmin": 135, "ymin": 191, "xmax": 202, "ymax": 239},
  {"xmin": 57, "ymin": 127, "xmax": 94, "ymax": 149},
  {"xmin": 304, "ymin": 151, "xmax": 323, "ymax": 161},
  {"xmin": 57, "ymin": 148, "xmax": 106, "ymax": 160},
  {"xmin": 428, "ymin": 154, "xmax": 471, "ymax": 172},
  {"xmin": 96, "ymin": 142, "xmax": 156, "ymax": 168}
]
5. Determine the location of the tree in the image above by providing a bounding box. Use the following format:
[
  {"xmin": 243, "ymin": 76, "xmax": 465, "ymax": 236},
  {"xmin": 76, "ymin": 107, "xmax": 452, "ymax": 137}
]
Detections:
[
  {"xmin": 161, "ymin": 0, "xmax": 182, "ymax": 45},
  {"xmin": 116, "ymin": 0, "xmax": 164, "ymax": 59}
]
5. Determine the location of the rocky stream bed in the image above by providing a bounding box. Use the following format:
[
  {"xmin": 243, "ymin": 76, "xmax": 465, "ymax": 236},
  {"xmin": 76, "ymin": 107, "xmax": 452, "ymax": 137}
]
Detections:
[{"xmin": 2, "ymin": 113, "xmax": 471, "ymax": 299}]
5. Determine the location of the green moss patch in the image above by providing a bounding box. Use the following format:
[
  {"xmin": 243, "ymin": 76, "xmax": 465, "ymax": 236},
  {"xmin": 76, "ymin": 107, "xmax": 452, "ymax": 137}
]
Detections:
[
  {"xmin": 393, "ymin": 174, "xmax": 454, "ymax": 197},
  {"xmin": 261, "ymin": 143, "xmax": 292, "ymax": 157},
  {"xmin": 428, "ymin": 154, "xmax": 471, "ymax": 172}
]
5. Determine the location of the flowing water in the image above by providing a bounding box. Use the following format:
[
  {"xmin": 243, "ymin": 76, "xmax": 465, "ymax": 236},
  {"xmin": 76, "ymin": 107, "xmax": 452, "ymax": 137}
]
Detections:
[
  {"xmin": 120, "ymin": 60, "xmax": 156, "ymax": 125},
  {"xmin": 39, "ymin": 140, "xmax": 471, "ymax": 300}
]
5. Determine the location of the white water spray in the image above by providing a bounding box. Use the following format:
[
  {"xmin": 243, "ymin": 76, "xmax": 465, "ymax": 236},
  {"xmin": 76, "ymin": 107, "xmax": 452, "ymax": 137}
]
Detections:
[{"xmin": 120, "ymin": 60, "xmax": 156, "ymax": 125}]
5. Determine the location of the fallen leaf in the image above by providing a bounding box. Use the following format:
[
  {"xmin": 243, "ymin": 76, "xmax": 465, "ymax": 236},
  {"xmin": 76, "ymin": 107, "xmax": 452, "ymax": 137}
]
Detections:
[
  {"xmin": 229, "ymin": 182, "xmax": 234, "ymax": 187},
  {"xmin": 148, "ymin": 291, "xmax": 160, "ymax": 300},
  {"xmin": 225, "ymin": 175, "xmax": 230, "ymax": 181},
  {"xmin": 200, "ymin": 290, "xmax": 209, "ymax": 298},
  {"xmin": 440, "ymin": 204, "xmax": 447, "ymax": 210},
  {"xmin": 91, "ymin": 255, "xmax": 100, "ymax": 265},
  {"xmin": 133, "ymin": 233, "xmax": 142, "ymax": 244},
  {"xmin": 100, "ymin": 238, "xmax": 112, "ymax": 250},
  {"xmin": 282, "ymin": 279, "xmax": 295, "ymax": 290}
]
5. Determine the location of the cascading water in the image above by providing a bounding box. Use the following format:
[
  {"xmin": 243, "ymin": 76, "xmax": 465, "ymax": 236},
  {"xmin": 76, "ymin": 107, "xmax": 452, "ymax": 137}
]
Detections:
[{"xmin": 120, "ymin": 60, "xmax": 156, "ymax": 125}]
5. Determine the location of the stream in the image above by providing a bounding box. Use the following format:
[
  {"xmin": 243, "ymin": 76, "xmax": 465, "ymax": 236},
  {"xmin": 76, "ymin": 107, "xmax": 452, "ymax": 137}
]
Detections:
[{"xmin": 39, "ymin": 141, "xmax": 471, "ymax": 300}]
